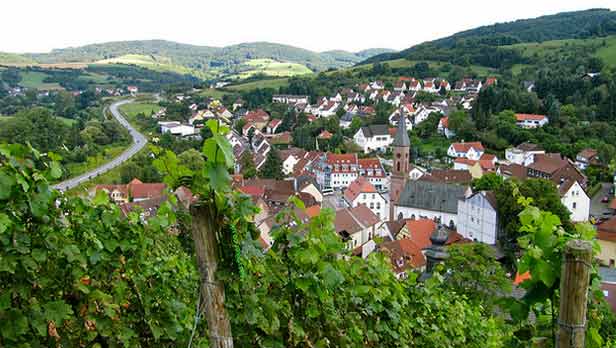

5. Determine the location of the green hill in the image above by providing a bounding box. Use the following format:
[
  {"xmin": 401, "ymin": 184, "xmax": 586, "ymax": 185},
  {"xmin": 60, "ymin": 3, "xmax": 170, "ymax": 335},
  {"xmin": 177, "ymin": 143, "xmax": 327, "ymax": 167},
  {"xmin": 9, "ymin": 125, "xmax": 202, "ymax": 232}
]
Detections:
[
  {"xmin": 363, "ymin": 8, "xmax": 616, "ymax": 68},
  {"xmin": 0, "ymin": 40, "xmax": 394, "ymax": 81}
]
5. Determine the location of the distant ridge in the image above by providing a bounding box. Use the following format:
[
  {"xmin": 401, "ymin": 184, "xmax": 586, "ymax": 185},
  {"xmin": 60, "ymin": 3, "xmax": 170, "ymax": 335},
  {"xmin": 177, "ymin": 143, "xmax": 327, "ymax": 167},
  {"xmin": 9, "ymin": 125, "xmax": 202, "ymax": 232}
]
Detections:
[
  {"xmin": 0, "ymin": 40, "xmax": 394, "ymax": 80},
  {"xmin": 362, "ymin": 8, "xmax": 616, "ymax": 65}
]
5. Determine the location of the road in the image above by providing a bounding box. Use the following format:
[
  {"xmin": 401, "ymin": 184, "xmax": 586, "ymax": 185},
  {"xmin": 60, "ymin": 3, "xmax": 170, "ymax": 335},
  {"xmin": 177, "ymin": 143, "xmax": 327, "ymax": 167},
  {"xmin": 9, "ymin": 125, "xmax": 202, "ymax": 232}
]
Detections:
[
  {"xmin": 53, "ymin": 99, "xmax": 147, "ymax": 191},
  {"xmin": 590, "ymin": 182, "xmax": 614, "ymax": 219}
]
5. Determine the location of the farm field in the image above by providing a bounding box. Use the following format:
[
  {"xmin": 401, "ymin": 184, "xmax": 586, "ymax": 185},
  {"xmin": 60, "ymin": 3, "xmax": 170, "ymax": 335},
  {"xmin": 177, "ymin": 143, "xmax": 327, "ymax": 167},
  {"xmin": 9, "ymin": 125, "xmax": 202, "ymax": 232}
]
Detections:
[
  {"xmin": 18, "ymin": 71, "xmax": 64, "ymax": 90},
  {"xmin": 226, "ymin": 78, "xmax": 290, "ymax": 91},
  {"xmin": 232, "ymin": 58, "xmax": 313, "ymax": 79}
]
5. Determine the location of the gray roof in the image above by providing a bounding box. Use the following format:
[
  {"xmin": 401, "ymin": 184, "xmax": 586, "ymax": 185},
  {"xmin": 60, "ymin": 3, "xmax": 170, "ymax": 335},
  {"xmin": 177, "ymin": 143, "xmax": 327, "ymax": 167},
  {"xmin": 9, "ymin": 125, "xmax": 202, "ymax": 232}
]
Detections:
[
  {"xmin": 392, "ymin": 115, "xmax": 410, "ymax": 147},
  {"xmin": 397, "ymin": 180, "xmax": 467, "ymax": 214},
  {"xmin": 340, "ymin": 112, "xmax": 355, "ymax": 122},
  {"xmin": 361, "ymin": 124, "xmax": 389, "ymax": 137}
]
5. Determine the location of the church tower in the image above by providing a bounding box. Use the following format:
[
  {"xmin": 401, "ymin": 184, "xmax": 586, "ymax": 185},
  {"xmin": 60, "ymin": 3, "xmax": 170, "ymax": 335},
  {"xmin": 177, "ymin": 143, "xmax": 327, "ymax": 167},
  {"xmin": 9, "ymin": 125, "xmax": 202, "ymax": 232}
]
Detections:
[{"xmin": 389, "ymin": 118, "xmax": 411, "ymax": 221}]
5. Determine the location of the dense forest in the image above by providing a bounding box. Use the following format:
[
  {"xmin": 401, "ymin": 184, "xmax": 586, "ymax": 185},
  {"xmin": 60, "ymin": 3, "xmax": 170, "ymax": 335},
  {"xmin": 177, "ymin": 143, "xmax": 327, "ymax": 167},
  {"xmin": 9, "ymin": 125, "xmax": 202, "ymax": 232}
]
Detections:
[{"xmin": 364, "ymin": 9, "xmax": 616, "ymax": 69}]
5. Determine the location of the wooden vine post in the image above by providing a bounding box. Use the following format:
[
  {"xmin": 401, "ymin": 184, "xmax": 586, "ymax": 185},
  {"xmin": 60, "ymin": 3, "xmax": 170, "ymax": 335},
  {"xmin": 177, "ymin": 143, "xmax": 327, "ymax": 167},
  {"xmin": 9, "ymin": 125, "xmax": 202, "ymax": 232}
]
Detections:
[
  {"xmin": 557, "ymin": 240, "xmax": 592, "ymax": 348},
  {"xmin": 191, "ymin": 202, "xmax": 234, "ymax": 348}
]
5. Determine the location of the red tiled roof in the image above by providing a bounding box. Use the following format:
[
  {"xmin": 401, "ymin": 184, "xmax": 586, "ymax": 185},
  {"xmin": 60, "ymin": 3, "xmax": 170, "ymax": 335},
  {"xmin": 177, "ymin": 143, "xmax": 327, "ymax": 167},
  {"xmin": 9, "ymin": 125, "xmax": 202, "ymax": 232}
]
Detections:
[
  {"xmin": 128, "ymin": 181, "xmax": 166, "ymax": 200},
  {"xmin": 358, "ymin": 158, "xmax": 380, "ymax": 169},
  {"xmin": 268, "ymin": 119, "xmax": 282, "ymax": 128},
  {"xmin": 326, "ymin": 153, "xmax": 357, "ymax": 165},
  {"xmin": 451, "ymin": 141, "xmax": 485, "ymax": 153},
  {"xmin": 380, "ymin": 239, "xmax": 426, "ymax": 272},
  {"xmin": 344, "ymin": 177, "xmax": 377, "ymax": 202},
  {"xmin": 305, "ymin": 205, "xmax": 321, "ymax": 218},
  {"xmin": 440, "ymin": 116, "xmax": 449, "ymax": 128},
  {"xmin": 245, "ymin": 109, "xmax": 270, "ymax": 122},
  {"xmin": 350, "ymin": 204, "xmax": 380, "ymax": 227},
  {"xmin": 515, "ymin": 113, "xmax": 547, "ymax": 122},
  {"xmin": 514, "ymin": 271, "xmax": 531, "ymax": 285},
  {"xmin": 404, "ymin": 219, "xmax": 437, "ymax": 249},
  {"xmin": 318, "ymin": 130, "xmax": 333, "ymax": 139},
  {"xmin": 238, "ymin": 185, "xmax": 265, "ymax": 197},
  {"xmin": 598, "ymin": 217, "xmax": 616, "ymax": 242}
]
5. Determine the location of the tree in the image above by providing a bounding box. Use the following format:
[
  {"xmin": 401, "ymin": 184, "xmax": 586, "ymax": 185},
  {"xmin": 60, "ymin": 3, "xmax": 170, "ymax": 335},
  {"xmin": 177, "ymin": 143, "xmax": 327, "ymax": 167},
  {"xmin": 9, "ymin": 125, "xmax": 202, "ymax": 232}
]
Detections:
[
  {"xmin": 0, "ymin": 144, "xmax": 205, "ymax": 346},
  {"xmin": 444, "ymin": 243, "xmax": 511, "ymax": 312},
  {"xmin": 234, "ymin": 119, "xmax": 247, "ymax": 134},
  {"xmin": 259, "ymin": 147, "xmax": 283, "ymax": 179},
  {"xmin": 239, "ymin": 152, "xmax": 257, "ymax": 179},
  {"xmin": 472, "ymin": 172, "xmax": 504, "ymax": 191},
  {"xmin": 178, "ymin": 148, "xmax": 205, "ymax": 172}
]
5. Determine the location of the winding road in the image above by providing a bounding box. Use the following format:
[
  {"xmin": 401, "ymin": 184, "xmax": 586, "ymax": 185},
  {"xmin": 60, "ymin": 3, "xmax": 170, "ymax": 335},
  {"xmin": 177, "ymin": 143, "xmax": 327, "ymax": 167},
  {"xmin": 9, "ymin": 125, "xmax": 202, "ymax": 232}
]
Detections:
[{"xmin": 53, "ymin": 99, "xmax": 147, "ymax": 191}]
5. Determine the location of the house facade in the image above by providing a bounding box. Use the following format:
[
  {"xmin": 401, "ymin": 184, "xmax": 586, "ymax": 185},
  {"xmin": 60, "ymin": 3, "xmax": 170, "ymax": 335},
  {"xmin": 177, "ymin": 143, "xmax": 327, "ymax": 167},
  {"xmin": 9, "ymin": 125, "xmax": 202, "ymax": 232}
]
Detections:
[
  {"xmin": 353, "ymin": 125, "xmax": 393, "ymax": 154},
  {"xmin": 515, "ymin": 113, "xmax": 549, "ymax": 128},
  {"xmin": 560, "ymin": 180, "xmax": 590, "ymax": 222},
  {"xmin": 344, "ymin": 177, "xmax": 388, "ymax": 220},
  {"xmin": 447, "ymin": 142, "xmax": 485, "ymax": 160},
  {"xmin": 457, "ymin": 191, "xmax": 499, "ymax": 244}
]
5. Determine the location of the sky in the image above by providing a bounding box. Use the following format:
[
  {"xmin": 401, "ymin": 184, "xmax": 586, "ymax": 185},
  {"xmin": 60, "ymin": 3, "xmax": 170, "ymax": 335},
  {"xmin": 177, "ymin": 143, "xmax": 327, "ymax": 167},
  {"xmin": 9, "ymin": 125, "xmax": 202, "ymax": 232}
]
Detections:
[{"xmin": 2, "ymin": 0, "xmax": 615, "ymax": 53}]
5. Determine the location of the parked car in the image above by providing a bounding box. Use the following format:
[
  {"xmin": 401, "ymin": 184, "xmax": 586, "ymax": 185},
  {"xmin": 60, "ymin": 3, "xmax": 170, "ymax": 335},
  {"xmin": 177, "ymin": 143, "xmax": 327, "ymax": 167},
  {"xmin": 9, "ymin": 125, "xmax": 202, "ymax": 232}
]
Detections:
[{"xmin": 602, "ymin": 196, "xmax": 610, "ymax": 203}]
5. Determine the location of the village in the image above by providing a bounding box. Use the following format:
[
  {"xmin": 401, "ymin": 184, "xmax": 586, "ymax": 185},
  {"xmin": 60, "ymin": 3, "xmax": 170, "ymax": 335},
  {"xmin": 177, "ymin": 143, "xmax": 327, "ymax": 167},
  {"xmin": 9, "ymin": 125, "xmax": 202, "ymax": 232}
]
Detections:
[{"xmin": 89, "ymin": 74, "xmax": 616, "ymax": 291}]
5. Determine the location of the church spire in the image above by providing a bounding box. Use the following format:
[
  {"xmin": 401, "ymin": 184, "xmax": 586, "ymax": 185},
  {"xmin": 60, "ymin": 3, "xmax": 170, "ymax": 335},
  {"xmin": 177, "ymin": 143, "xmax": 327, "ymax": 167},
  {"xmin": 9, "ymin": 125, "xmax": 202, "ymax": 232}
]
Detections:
[{"xmin": 392, "ymin": 116, "xmax": 410, "ymax": 147}]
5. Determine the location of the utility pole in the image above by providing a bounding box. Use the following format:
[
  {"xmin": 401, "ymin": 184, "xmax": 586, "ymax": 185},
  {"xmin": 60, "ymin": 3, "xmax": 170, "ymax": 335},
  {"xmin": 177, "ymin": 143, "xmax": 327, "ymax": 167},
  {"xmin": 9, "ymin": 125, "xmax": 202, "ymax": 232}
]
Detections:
[
  {"xmin": 557, "ymin": 240, "xmax": 592, "ymax": 348},
  {"xmin": 191, "ymin": 202, "xmax": 234, "ymax": 348}
]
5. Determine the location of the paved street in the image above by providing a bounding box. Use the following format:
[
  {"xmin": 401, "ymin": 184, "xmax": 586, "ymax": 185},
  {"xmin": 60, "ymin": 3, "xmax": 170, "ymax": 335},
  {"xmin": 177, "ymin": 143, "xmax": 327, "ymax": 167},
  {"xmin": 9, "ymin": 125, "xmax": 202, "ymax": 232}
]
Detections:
[
  {"xmin": 53, "ymin": 99, "xmax": 146, "ymax": 191},
  {"xmin": 590, "ymin": 182, "xmax": 614, "ymax": 219}
]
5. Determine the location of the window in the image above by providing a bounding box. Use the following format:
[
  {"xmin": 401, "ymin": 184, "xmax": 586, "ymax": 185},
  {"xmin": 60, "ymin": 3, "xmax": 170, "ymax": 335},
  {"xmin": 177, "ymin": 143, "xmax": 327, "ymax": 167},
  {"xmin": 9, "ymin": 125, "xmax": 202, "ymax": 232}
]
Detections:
[
  {"xmin": 572, "ymin": 202, "xmax": 577, "ymax": 209},
  {"xmin": 370, "ymin": 202, "xmax": 374, "ymax": 209}
]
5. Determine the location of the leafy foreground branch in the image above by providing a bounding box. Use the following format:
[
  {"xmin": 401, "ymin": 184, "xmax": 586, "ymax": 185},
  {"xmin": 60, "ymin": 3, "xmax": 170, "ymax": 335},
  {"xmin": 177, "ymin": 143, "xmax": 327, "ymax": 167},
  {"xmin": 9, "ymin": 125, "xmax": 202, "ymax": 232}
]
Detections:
[{"xmin": 2, "ymin": 122, "xmax": 616, "ymax": 347}]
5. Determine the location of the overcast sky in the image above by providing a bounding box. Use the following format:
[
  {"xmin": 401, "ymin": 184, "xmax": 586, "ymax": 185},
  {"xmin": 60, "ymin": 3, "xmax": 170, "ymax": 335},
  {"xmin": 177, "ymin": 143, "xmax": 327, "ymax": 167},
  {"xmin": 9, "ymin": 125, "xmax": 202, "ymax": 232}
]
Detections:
[{"xmin": 2, "ymin": 1, "xmax": 614, "ymax": 53}]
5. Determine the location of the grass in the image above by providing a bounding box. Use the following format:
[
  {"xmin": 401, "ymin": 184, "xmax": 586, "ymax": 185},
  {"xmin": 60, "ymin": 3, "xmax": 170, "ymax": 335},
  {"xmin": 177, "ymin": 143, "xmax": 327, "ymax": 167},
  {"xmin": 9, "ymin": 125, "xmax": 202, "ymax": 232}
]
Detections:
[
  {"xmin": 18, "ymin": 71, "xmax": 64, "ymax": 90},
  {"xmin": 505, "ymin": 35, "xmax": 616, "ymax": 68},
  {"xmin": 595, "ymin": 36, "xmax": 616, "ymax": 68},
  {"xmin": 226, "ymin": 78, "xmax": 290, "ymax": 91},
  {"xmin": 96, "ymin": 54, "xmax": 211, "ymax": 79},
  {"xmin": 119, "ymin": 102, "xmax": 162, "ymax": 120},
  {"xmin": 412, "ymin": 135, "xmax": 451, "ymax": 156},
  {"xmin": 64, "ymin": 145, "xmax": 127, "ymax": 178},
  {"xmin": 119, "ymin": 102, "xmax": 162, "ymax": 133},
  {"xmin": 0, "ymin": 114, "xmax": 76, "ymax": 126},
  {"xmin": 199, "ymin": 88, "xmax": 233, "ymax": 99},
  {"xmin": 231, "ymin": 58, "xmax": 313, "ymax": 79},
  {"xmin": 0, "ymin": 52, "xmax": 36, "ymax": 65}
]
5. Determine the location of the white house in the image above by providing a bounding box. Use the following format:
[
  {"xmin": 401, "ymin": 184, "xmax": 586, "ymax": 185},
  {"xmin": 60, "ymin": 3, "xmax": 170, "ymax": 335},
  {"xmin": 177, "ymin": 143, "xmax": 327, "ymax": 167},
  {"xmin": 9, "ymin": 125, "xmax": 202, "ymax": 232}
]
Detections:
[
  {"xmin": 344, "ymin": 177, "xmax": 388, "ymax": 220},
  {"xmin": 414, "ymin": 105, "xmax": 442, "ymax": 125},
  {"xmin": 388, "ymin": 109, "xmax": 413, "ymax": 130},
  {"xmin": 437, "ymin": 116, "xmax": 455, "ymax": 138},
  {"xmin": 422, "ymin": 80, "xmax": 439, "ymax": 94},
  {"xmin": 358, "ymin": 158, "xmax": 388, "ymax": 191},
  {"xmin": 457, "ymin": 191, "xmax": 499, "ymax": 244},
  {"xmin": 409, "ymin": 165, "xmax": 425, "ymax": 181},
  {"xmin": 408, "ymin": 79, "xmax": 422, "ymax": 92},
  {"xmin": 515, "ymin": 113, "xmax": 549, "ymax": 128},
  {"xmin": 394, "ymin": 81, "xmax": 407, "ymax": 92},
  {"xmin": 560, "ymin": 180, "xmax": 590, "ymax": 222},
  {"xmin": 272, "ymin": 94, "xmax": 309, "ymax": 104},
  {"xmin": 159, "ymin": 122, "xmax": 196, "ymax": 136},
  {"xmin": 504, "ymin": 143, "xmax": 545, "ymax": 166},
  {"xmin": 335, "ymin": 205, "xmax": 381, "ymax": 250},
  {"xmin": 353, "ymin": 125, "xmax": 393, "ymax": 154},
  {"xmin": 447, "ymin": 142, "xmax": 485, "ymax": 160},
  {"xmin": 279, "ymin": 148, "xmax": 306, "ymax": 175}
]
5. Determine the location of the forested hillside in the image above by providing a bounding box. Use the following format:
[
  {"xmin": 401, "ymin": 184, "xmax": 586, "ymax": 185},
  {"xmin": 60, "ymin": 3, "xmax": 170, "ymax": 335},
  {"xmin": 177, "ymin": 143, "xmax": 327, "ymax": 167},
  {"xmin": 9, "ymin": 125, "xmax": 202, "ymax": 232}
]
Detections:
[
  {"xmin": 363, "ymin": 8, "xmax": 616, "ymax": 68},
  {"xmin": 0, "ymin": 40, "xmax": 393, "ymax": 81}
]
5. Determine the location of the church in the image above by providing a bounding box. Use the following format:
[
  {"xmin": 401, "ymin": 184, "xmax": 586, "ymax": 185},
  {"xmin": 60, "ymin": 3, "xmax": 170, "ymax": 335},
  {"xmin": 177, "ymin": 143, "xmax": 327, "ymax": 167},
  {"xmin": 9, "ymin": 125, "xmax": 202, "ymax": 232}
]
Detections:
[{"xmin": 388, "ymin": 118, "xmax": 470, "ymax": 227}]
